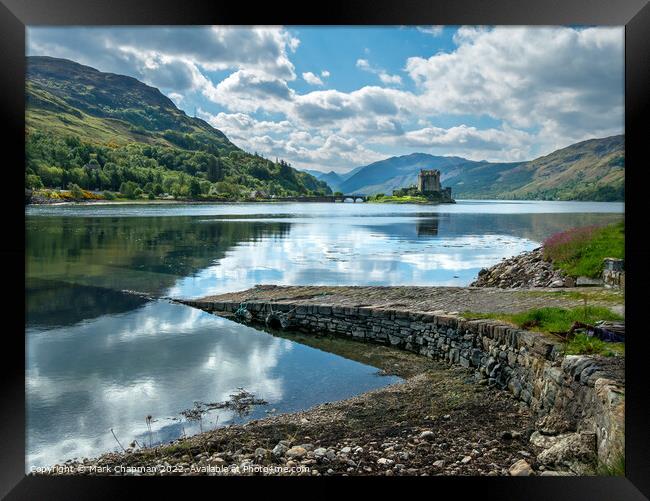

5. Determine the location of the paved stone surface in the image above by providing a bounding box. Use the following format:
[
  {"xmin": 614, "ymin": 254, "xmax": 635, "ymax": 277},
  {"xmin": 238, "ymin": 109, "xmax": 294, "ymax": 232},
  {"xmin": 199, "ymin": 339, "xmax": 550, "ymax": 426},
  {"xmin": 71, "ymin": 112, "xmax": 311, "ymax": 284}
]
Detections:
[{"xmin": 194, "ymin": 284, "xmax": 623, "ymax": 316}]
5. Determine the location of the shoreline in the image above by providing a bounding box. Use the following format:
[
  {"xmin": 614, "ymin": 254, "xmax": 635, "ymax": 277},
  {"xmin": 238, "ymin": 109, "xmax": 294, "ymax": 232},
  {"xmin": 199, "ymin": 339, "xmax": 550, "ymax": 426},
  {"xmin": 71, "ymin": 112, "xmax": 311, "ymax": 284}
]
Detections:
[
  {"xmin": 34, "ymin": 334, "xmax": 541, "ymax": 477},
  {"xmin": 36, "ymin": 284, "xmax": 625, "ymax": 476},
  {"xmin": 25, "ymin": 196, "xmax": 626, "ymax": 207}
]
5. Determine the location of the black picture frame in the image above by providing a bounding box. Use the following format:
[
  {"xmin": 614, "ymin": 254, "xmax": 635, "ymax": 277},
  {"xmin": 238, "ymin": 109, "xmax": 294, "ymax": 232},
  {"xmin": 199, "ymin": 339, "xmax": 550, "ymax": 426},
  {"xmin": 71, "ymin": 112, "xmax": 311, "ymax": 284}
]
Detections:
[{"xmin": 2, "ymin": 1, "xmax": 649, "ymax": 498}]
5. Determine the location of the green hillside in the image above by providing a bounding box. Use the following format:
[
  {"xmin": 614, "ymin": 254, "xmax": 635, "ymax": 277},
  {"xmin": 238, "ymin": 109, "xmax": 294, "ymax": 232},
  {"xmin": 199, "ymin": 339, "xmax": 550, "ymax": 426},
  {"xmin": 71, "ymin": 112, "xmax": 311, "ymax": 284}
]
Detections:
[
  {"xmin": 25, "ymin": 56, "xmax": 330, "ymax": 200},
  {"xmin": 496, "ymin": 135, "xmax": 624, "ymax": 201}
]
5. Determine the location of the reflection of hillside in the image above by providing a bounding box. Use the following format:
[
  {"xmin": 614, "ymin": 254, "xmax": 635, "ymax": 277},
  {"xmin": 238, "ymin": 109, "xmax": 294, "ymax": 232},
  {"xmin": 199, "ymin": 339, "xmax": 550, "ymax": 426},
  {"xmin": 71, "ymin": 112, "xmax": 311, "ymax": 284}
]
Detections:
[
  {"xmin": 26, "ymin": 217, "xmax": 291, "ymax": 327},
  {"xmin": 26, "ymin": 279, "xmax": 148, "ymax": 328}
]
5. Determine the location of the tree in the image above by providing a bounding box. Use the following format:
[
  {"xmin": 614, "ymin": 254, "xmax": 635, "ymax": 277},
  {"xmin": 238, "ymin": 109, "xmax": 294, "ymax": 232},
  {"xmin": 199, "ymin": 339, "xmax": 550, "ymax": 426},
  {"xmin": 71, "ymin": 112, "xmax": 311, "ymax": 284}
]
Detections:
[
  {"xmin": 26, "ymin": 174, "xmax": 43, "ymax": 189},
  {"xmin": 67, "ymin": 183, "xmax": 84, "ymax": 199},
  {"xmin": 206, "ymin": 155, "xmax": 222, "ymax": 182},
  {"xmin": 189, "ymin": 178, "xmax": 202, "ymax": 198},
  {"xmin": 119, "ymin": 181, "xmax": 139, "ymax": 199}
]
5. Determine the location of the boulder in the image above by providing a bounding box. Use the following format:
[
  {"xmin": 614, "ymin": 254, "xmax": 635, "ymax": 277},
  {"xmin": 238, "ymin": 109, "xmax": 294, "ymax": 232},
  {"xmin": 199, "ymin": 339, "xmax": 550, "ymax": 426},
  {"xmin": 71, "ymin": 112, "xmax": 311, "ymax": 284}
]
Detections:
[
  {"xmin": 509, "ymin": 459, "xmax": 534, "ymax": 476},
  {"xmin": 537, "ymin": 432, "xmax": 597, "ymax": 474}
]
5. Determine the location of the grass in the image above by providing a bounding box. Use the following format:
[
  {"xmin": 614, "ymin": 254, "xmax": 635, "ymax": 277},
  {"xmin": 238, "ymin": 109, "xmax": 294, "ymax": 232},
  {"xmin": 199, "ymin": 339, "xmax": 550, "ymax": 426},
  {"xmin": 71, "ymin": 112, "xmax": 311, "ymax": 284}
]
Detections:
[
  {"xmin": 463, "ymin": 306, "xmax": 623, "ymax": 333},
  {"xmin": 543, "ymin": 221, "xmax": 624, "ymax": 278},
  {"xmin": 515, "ymin": 289, "xmax": 624, "ymax": 304},
  {"xmin": 595, "ymin": 455, "xmax": 625, "ymax": 476},
  {"xmin": 462, "ymin": 306, "xmax": 624, "ymax": 356},
  {"xmin": 368, "ymin": 195, "xmax": 431, "ymax": 204},
  {"xmin": 564, "ymin": 334, "xmax": 624, "ymax": 357}
]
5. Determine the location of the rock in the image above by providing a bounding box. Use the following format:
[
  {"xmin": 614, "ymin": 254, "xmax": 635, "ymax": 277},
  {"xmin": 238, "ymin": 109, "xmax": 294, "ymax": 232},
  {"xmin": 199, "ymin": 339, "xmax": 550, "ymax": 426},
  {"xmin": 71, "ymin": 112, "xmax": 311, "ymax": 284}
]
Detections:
[
  {"xmin": 286, "ymin": 446, "xmax": 308, "ymax": 459},
  {"xmin": 460, "ymin": 456, "xmax": 472, "ymax": 464},
  {"xmin": 509, "ymin": 459, "xmax": 533, "ymax": 476},
  {"xmin": 470, "ymin": 247, "xmax": 570, "ymax": 289},
  {"xmin": 340, "ymin": 446, "xmax": 352, "ymax": 454},
  {"xmin": 442, "ymin": 414, "xmax": 451, "ymax": 420},
  {"xmin": 254, "ymin": 447, "xmax": 267, "ymax": 458},
  {"xmin": 576, "ymin": 276, "xmax": 602, "ymax": 286},
  {"xmin": 540, "ymin": 470, "xmax": 574, "ymax": 476},
  {"xmin": 272, "ymin": 443, "xmax": 289, "ymax": 457},
  {"xmin": 419, "ymin": 430, "xmax": 435, "ymax": 441},
  {"xmin": 313, "ymin": 447, "xmax": 327, "ymax": 458},
  {"xmin": 529, "ymin": 431, "xmax": 569, "ymax": 449},
  {"xmin": 432, "ymin": 460, "xmax": 445, "ymax": 468},
  {"xmin": 377, "ymin": 458, "xmax": 395, "ymax": 466},
  {"xmin": 537, "ymin": 432, "xmax": 597, "ymax": 474}
]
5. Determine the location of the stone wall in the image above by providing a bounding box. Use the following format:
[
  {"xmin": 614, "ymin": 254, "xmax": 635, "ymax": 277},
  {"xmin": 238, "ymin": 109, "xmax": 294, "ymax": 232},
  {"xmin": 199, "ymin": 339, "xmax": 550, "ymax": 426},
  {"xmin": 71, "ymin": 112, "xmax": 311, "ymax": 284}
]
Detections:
[
  {"xmin": 603, "ymin": 258, "xmax": 625, "ymax": 289},
  {"xmin": 184, "ymin": 299, "xmax": 624, "ymax": 469}
]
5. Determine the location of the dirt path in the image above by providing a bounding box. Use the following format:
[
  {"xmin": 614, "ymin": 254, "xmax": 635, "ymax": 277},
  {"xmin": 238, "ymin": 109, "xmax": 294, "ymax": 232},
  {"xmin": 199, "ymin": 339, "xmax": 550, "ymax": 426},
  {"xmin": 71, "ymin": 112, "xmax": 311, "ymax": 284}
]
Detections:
[{"xmin": 194, "ymin": 284, "xmax": 624, "ymax": 315}]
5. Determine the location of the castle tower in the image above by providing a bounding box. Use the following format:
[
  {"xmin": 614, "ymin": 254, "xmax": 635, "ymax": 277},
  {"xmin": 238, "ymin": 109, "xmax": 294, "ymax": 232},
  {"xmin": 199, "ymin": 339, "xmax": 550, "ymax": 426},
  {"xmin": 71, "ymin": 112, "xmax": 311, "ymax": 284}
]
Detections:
[{"xmin": 418, "ymin": 169, "xmax": 441, "ymax": 193}]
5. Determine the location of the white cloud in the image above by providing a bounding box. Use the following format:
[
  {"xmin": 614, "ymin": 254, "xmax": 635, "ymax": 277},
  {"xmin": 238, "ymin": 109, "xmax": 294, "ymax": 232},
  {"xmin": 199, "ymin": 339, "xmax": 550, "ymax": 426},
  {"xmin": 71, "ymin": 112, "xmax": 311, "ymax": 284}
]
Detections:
[
  {"xmin": 356, "ymin": 58, "xmax": 402, "ymax": 86},
  {"xmin": 168, "ymin": 92, "xmax": 184, "ymax": 105},
  {"xmin": 202, "ymin": 69, "xmax": 295, "ymax": 113},
  {"xmin": 379, "ymin": 73, "xmax": 402, "ymax": 85},
  {"xmin": 405, "ymin": 26, "xmax": 624, "ymax": 152},
  {"xmin": 356, "ymin": 58, "xmax": 370, "ymax": 69},
  {"xmin": 417, "ymin": 26, "xmax": 444, "ymax": 37},
  {"xmin": 399, "ymin": 124, "xmax": 534, "ymax": 161},
  {"xmin": 27, "ymin": 26, "xmax": 624, "ymax": 170},
  {"xmin": 28, "ymin": 26, "xmax": 300, "ymax": 91},
  {"xmin": 302, "ymin": 71, "xmax": 324, "ymax": 86}
]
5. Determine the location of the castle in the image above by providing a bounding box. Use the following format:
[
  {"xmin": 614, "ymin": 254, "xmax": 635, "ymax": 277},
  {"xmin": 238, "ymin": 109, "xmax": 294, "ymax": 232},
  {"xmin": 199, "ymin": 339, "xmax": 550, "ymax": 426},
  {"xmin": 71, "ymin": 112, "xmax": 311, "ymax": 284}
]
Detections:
[
  {"xmin": 418, "ymin": 169, "xmax": 440, "ymax": 192},
  {"xmin": 393, "ymin": 169, "xmax": 453, "ymax": 202}
]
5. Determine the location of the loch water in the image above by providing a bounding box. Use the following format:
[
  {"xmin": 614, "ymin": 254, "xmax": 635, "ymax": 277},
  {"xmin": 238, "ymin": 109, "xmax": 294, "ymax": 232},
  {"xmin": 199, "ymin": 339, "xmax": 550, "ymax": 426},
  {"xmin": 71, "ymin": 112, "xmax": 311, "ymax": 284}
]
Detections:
[{"xmin": 25, "ymin": 200, "xmax": 623, "ymax": 469}]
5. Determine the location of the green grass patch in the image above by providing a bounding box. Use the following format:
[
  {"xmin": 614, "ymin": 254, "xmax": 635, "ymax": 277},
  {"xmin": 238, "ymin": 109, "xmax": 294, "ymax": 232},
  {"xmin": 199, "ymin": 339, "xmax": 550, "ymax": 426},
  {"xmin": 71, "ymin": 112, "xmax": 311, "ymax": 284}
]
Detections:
[
  {"xmin": 506, "ymin": 306, "xmax": 623, "ymax": 334},
  {"xmin": 368, "ymin": 195, "xmax": 430, "ymax": 204},
  {"xmin": 543, "ymin": 221, "xmax": 624, "ymax": 278},
  {"xmin": 564, "ymin": 334, "xmax": 624, "ymax": 357},
  {"xmin": 462, "ymin": 306, "xmax": 624, "ymax": 356},
  {"xmin": 462, "ymin": 306, "xmax": 622, "ymax": 333}
]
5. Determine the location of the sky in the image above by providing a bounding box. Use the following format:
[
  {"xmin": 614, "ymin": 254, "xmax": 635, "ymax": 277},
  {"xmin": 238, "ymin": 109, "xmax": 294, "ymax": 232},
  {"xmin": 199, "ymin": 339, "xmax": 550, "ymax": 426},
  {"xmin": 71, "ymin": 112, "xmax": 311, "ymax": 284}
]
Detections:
[{"xmin": 27, "ymin": 26, "xmax": 624, "ymax": 173}]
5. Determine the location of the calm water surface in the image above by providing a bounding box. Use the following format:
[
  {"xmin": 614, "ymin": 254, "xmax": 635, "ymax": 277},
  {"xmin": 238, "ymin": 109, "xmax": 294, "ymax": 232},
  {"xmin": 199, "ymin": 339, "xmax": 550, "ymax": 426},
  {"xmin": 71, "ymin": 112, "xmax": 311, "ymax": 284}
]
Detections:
[{"xmin": 25, "ymin": 200, "xmax": 623, "ymax": 469}]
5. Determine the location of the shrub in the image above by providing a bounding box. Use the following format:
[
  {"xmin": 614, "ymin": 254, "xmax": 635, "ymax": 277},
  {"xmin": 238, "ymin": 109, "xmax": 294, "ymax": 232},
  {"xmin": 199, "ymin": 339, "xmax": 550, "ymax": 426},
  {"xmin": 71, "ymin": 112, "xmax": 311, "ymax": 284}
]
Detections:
[
  {"xmin": 67, "ymin": 183, "xmax": 84, "ymax": 199},
  {"xmin": 543, "ymin": 222, "xmax": 624, "ymax": 278}
]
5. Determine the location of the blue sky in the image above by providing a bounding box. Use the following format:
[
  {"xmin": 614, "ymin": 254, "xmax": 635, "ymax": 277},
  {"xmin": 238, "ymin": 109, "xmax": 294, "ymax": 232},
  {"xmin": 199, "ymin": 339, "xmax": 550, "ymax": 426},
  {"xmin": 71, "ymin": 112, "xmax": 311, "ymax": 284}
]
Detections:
[{"xmin": 27, "ymin": 26, "xmax": 624, "ymax": 173}]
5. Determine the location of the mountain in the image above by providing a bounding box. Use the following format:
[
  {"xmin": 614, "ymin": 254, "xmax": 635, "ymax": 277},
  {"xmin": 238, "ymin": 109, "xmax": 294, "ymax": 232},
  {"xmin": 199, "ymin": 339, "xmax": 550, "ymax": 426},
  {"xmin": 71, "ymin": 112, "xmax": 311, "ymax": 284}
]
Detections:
[
  {"xmin": 338, "ymin": 136, "xmax": 624, "ymax": 201},
  {"xmin": 316, "ymin": 171, "xmax": 346, "ymax": 192},
  {"xmin": 479, "ymin": 135, "xmax": 624, "ymax": 201},
  {"xmin": 339, "ymin": 153, "xmax": 489, "ymax": 195},
  {"xmin": 298, "ymin": 168, "xmax": 360, "ymax": 192},
  {"xmin": 25, "ymin": 56, "xmax": 330, "ymax": 198}
]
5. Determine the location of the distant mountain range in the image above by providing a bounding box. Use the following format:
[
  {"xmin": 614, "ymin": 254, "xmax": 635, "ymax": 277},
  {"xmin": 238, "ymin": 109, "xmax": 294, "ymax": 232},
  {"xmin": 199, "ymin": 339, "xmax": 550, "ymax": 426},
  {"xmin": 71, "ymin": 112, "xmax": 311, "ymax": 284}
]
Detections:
[{"xmin": 304, "ymin": 135, "xmax": 624, "ymax": 201}]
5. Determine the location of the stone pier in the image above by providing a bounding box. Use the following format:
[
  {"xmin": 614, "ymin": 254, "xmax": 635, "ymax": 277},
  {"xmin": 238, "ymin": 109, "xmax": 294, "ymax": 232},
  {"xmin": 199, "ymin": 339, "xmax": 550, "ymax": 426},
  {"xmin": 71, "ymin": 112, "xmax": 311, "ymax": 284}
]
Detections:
[{"xmin": 179, "ymin": 285, "xmax": 625, "ymax": 470}]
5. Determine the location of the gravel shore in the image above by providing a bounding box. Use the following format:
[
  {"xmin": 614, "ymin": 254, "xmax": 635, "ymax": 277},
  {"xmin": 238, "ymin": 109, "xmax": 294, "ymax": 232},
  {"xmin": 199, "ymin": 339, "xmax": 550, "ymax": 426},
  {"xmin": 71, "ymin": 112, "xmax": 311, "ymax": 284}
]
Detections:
[{"xmin": 35, "ymin": 337, "xmax": 546, "ymax": 476}]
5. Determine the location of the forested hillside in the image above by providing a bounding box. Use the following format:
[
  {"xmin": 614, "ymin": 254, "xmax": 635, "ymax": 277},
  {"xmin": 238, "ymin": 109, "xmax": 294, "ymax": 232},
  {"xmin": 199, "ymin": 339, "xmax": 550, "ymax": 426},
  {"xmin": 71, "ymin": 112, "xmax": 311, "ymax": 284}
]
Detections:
[{"xmin": 25, "ymin": 56, "xmax": 330, "ymax": 200}]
